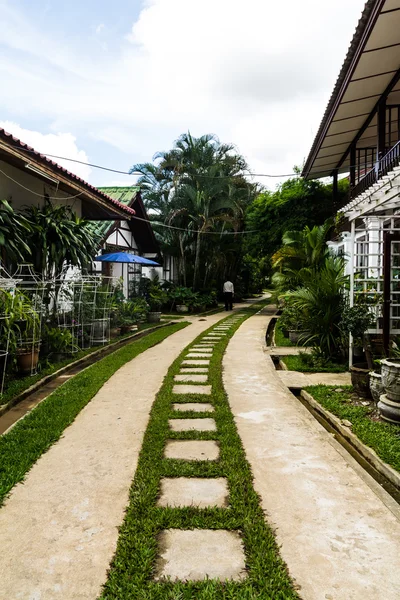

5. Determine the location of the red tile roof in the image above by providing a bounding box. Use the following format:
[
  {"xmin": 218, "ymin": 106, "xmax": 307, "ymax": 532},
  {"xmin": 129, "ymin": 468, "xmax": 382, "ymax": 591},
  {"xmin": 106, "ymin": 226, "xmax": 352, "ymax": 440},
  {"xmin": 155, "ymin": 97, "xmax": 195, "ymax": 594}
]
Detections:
[{"xmin": 0, "ymin": 128, "xmax": 135, "ymax": 216}]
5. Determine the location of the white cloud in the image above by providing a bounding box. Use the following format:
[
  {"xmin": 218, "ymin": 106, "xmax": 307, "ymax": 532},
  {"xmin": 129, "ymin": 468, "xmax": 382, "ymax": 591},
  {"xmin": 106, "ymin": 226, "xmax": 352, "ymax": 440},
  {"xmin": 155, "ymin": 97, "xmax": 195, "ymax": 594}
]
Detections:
[
  {"xmin": 0, "ymin": 121, "xmax": 92, "ymax": 181},
  {"xmin": 95, "ymin": 23, "xmax": 105, "ymax": 35},
  {"xmin": 0, "ymin": 0, "xmax": 366, "ymax": 187}
]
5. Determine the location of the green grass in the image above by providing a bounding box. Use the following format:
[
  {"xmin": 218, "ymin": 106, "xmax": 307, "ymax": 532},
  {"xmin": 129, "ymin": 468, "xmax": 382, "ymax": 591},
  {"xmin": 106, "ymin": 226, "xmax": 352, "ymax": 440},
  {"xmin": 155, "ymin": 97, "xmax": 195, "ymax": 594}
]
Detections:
[
  {"xmin": 273, "ymin": 319, "xmax": 293, "ymax": 347},
  {"xmin": 305, "ymin": 385, "xmax": 400, "ymax": 473},
  {"xmin": 282, "ymin": 355, "xmax": 348, "ymax": 373},
  {"xmin": 101, "ymin": 304, "xmax": 298, "ymax": 600},
  {"xmin": 0, "ymin": 323, "xmax": 172, "ymax": 407},
  {"xmin": 0, "ymin": 323, "xmax": 188, "ymax": 506}
]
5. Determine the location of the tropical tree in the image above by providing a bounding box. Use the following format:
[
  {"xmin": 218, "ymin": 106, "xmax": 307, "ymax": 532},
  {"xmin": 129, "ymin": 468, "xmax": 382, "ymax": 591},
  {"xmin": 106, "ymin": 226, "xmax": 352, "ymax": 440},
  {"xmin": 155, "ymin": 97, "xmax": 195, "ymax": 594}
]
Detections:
[
  {"xmin": 131, "ymin": 132, "xmax": 258, "ymax": 290},
  {"xmin": 288, "ymin": 255, "xmax": 349, "ymax": 359},
  {"xmin": 21, "ymin": 200, "xmax": 99, "ymax": 280},
  {"xmin": 271, "ymin": 219, "xmax": 334, "ymax": 292},
  {"xmin": 0, "ymin": 199, "xmax": 32, "ymax": 264}
]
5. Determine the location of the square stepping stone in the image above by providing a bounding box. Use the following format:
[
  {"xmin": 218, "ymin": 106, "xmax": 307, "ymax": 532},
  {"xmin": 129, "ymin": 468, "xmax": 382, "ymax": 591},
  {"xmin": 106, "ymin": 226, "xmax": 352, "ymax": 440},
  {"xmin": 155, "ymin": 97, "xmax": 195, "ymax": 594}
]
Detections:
[
  {"xmin": 191, "ymin": 347, "xmax": 213, "ymax": 352},
  {"xmin": 157, "ymin": 477, "xmax": 228, "ymax": 508},
  {"xmin": 182, "ymin": 360, "xmax": 210, "ymax": 366},
  {"xmin": 169, "ymin": 418, "xmax": 216, "ymax": 432},
  {"xmin": 185, "ymin": 353, "xmax": 212, "ymax": 359},
  {"xmin": 174, "ymin": 374, "xmax": 208, "ymax": 383},
  {"xmin": 180, "ymin": 367, "xmax": 209, "ymax": 374},
  {"xmin": 172, "ymin": 384, "xmax": 211, "ymax": 395},
  {"xmin": 164, "ymin": 440, "xmax": 219, "ymax": 461},
  {"xmin": 172, "ymin": 403, "xmax": 214, "ymax": 413},
  {"xmin": 154, "ymin": 530, "xmax": 246, "ymax": 581}
]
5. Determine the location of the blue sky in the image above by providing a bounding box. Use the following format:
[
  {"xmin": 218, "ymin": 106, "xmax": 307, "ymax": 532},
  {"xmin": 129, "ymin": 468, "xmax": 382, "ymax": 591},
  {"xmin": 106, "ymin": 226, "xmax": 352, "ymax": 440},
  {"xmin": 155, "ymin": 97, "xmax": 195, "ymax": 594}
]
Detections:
[{"xmin": 0, "ymin": 0, "xmax": 366, "ymax": 188}]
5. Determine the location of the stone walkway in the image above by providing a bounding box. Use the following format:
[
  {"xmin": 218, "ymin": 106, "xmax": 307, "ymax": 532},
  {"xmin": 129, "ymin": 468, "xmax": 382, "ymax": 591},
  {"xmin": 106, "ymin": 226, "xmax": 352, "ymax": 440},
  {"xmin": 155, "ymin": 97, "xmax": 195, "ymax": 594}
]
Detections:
[
  {"xmin": 0, "ymin": 308, "xmax": 246, "ymax": 600},
  {"xmin": 155, "ymin": 313, "xmax": 248, "ymax": 582},
  {"xmin": 223, "ymin": 308, "xmax": 400, "ymax": 600},
  {"xmin": 277, "ymin": 369, "xmax": 351, "ymax": 389}
]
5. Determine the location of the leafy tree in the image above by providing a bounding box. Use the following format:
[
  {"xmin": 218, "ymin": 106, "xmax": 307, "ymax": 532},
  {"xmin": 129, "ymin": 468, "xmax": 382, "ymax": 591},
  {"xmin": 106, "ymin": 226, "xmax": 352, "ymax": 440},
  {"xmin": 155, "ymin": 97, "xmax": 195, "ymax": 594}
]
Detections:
[
  {"xmin": 244, "ymin": 175, "xmax": 348, "ymax": 278},
  {"xmin": 131, "ymin": 132, "xmax": 258, "ymax": 290},
  {"xmin": 21, "ymin": 200, "xmax": 99, "ymax": 280},
  {"xmin": 0, "ymin": 199, "xmax": 32, "ymax": 264}
]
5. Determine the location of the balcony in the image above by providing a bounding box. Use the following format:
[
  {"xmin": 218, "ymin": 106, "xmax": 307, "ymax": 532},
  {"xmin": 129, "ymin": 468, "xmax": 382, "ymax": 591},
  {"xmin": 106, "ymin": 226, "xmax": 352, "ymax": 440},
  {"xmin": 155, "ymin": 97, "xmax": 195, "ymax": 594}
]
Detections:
[{"xmin": 350, "ymin": 141, "xmax": 400, "ymax": 200}]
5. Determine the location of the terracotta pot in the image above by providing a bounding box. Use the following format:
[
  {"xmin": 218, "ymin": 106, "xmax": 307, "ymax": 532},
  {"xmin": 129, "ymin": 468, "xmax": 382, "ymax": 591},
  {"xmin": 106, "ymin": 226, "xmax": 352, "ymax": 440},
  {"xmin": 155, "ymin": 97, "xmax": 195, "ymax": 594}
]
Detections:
[
  {"xmin": 350, "ymin": 362, "xmax": 371, "ymax": 398},
  {"xmin": 16, "ymin": 347, "xmax": 40, "ymax": 374}
]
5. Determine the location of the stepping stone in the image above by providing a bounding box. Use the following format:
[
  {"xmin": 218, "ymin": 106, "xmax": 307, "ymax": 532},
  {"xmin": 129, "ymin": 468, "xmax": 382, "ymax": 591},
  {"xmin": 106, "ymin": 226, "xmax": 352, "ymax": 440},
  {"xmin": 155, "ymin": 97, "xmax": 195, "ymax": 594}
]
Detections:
[
  {"xmin": 157, "ymin": 477, "xmax": 228, "ymax": 508},
  {"xmin": 172, "ymin": 385, "xmax": 211, "ymax": 395},
  {"xmin": 180, "ymin": 367, "xmax": 208, "ymax": 373},
  {"xmin": 172, "ymin": 403, "xmax": 214, "ymax": 413},
  {"xmin": 174, "ymin": 374, "xmax": 208, "ymax": 383},
  {"xmin": 182, "ymin": 360, "xmax": 210, "ymax": 366},
  {"xmin": 154, "ymin": 530, "xmax": 246, "ymax": 581},
  {"xmin": 164, "ymin": 440, "xmax": 219, "ymax": 461},
  {"xmin": 191, "ymin": 347, "xmax": 213, "ymax": 352},
  {"xmin": 169, "ymin": 418, "xmax": 216, "ymax": 432},
  {"xmin": 186, "ymin": 353, "xmax": 212, "ymax": 358}
]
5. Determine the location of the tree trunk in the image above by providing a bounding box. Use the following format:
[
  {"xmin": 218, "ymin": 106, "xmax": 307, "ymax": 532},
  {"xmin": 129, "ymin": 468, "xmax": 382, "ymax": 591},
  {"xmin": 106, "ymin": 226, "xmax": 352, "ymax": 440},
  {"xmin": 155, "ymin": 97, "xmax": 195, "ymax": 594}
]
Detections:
[
  {"xmin": 193, "ymin": 231, "xmax": 202, "ymax": 290},
  {"xmin": 179, "ymin": 235, "xmax": 187, "ymax": 287}
]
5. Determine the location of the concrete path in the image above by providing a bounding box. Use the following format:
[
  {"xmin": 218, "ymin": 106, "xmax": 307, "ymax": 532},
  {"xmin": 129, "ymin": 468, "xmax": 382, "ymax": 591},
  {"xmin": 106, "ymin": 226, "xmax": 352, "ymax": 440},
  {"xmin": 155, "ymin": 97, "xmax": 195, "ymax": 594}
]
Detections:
[
  {"xmin": 277, "ymin": 369, "xmax": 351, "ymax": 389},
  {"xmin": 223, "ymin": 308, "xmax": 400, "ymax": 600},
  {"xmin": 0, "ymin": 309, "xmax": 244, "ymax": 600}
]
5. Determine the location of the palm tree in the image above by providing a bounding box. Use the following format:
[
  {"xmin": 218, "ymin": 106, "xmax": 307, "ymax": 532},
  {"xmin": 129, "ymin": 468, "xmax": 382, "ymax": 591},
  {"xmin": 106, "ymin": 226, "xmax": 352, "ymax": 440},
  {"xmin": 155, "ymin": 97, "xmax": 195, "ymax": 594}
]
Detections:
[{"xmin": 132, "ymin": 132, "xmax": 257, "ymax": 289}]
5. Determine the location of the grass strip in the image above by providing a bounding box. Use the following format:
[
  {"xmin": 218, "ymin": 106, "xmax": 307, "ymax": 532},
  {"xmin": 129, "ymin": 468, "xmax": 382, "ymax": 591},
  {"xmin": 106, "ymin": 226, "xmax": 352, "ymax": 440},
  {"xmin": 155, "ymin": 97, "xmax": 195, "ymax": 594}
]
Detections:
[
  {"xmin": 282, "ymin": 355, "xmax": 348, "ymax": 373},
  {"xmin": 305, "ymin": 385, "xmax": 400, "ymax": 473},
  {"xmin": 101, "ymin": 303, "xmax": 298, "ymax": 599},
  {"xmin": 0, "ymin": 322, "xmax": 188, "ymax": 506}
]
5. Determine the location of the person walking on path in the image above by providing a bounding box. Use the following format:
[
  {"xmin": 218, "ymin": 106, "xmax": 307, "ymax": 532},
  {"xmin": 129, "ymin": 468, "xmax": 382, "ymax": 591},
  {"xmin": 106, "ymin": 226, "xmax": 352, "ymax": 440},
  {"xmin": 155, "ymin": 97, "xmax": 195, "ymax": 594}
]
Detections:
[{"xmin": 223, "ymin": 279, "xmax": 234, "ymax": 311}]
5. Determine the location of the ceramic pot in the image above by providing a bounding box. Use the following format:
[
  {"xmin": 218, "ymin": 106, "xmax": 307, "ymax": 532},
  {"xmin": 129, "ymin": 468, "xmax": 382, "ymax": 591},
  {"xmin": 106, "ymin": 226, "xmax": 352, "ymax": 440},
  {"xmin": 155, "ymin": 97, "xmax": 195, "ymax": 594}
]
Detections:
[
  {"xmin": 350, "ymin": 362, "xmax": 371, "ymax": 398},
  {"xmin": 176, "ymin": 305, "xmax": 189, "ymax": 313},
  {"xmin": 378, "ymin": 394, "xmax": 400, "ymax": 423},
  {"xmin": 381, "ymin": 359, "xmax": 400, "ymax": 402},
  {"xmin": 369, "ymin": 371, "xmax": 384, "ymax": 403},
  {"xmin": 147, "ymin": 311, "xmax": 161, "ymax": 323}
]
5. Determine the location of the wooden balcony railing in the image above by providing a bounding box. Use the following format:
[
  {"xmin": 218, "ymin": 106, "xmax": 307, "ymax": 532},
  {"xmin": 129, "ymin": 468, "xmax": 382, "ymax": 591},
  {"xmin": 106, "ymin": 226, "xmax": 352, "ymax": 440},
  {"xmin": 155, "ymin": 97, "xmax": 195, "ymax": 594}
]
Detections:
[{"xmin": 350, "ymin": 140, "xmax": 400, "ymax": 199}]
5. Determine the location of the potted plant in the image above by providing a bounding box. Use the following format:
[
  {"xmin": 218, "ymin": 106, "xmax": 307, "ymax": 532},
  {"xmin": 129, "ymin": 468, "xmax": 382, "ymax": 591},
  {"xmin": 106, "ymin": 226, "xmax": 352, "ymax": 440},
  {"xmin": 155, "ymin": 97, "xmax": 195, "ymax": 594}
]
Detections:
[
  {"xmin": 44, "ymin": 327, "xmax": 77, "ymax": 362},
  {"xmin": 147, "ymin": 289, "xmax": 167, "ymax": 323},
  {"xmin": 118, "ymin": 299, "xmax": 148, "ymax": 333},
  {"xmin": 339, "ymin": 305, "xmax": 376, "ymax": 398}
]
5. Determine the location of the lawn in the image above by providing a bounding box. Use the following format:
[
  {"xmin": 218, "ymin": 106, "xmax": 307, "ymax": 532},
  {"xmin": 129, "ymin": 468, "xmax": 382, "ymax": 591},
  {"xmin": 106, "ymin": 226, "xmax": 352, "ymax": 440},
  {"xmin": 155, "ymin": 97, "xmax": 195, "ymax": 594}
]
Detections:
[
  {"xmin": 101, "ymin": 304, "xmax": 299, "ymax": 600},
  {"xmin": 306, "ymin": 385, "xmax": 400, "ymax": 473}
]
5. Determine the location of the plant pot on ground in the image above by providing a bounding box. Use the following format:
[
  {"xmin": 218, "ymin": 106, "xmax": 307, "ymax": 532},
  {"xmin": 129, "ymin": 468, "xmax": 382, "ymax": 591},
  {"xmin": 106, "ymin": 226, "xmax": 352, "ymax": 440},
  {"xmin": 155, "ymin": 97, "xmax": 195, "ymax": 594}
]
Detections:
[
  {"xmin": 381, "ymin": 358, "xmax": 400, "ymax": 402},
  {"xmin": 176, "ymin": 305, "xmax": 189, "ymax": 313},
  {"xmin": 16, "ymin": 344, "xmax": 40, "ymax": 375},
  {"xmin": 350, "ymin": 363, "xmax": 371, "ymax": 398},
  {"xmin": 369, "ymin": 371, "xmax": 384, "ymax": 403}
]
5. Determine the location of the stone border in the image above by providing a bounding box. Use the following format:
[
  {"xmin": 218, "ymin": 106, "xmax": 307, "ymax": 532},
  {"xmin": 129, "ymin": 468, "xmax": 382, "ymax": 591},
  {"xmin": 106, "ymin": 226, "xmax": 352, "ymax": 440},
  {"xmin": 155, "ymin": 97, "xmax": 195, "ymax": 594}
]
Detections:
[
  {"xmin": 300, "ymin": 389, "xmax": 400, "ymax": 493},
  {"xmin": 0, "ymin": 322, "xmax": 180, "ymax": 418}
]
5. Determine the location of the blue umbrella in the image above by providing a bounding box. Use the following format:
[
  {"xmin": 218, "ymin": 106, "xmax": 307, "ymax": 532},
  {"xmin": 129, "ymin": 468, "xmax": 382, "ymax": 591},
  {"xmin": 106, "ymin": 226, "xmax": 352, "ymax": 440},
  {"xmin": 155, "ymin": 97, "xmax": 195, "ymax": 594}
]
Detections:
[{"xmin": 94, "ymin": 251, "xmax": 160, "ymax": 266}]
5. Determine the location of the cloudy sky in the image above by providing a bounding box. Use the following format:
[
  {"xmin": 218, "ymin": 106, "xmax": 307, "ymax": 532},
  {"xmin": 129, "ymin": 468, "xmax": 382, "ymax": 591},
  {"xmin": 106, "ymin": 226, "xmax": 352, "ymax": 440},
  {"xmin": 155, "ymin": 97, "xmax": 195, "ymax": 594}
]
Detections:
[{"xmin": 0, "ymin": 0, "xmax": 366, "ymax": 188}]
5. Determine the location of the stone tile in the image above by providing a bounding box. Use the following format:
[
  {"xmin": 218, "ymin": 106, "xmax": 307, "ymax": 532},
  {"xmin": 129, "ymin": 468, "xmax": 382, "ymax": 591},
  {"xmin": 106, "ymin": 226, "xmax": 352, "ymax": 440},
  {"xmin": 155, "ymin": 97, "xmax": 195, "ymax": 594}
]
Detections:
[
  {"xmin": 169, "ymin": 418, "xmax": 217, "ymax": 432},
  {"xmin": 172, "ymin": 384, "xmax": 212, "ymax": 395},
  {"xmin": 174, "ymin": 374, "xmax": 208, "ymax": 383},
  {"xmin": 164, "ymin": 440, "xmax": 219, "ymax": 461},
  {"xmin": 186, "ymin": 353, "xmax": 213, "ymax": 359},
  {"xmin": 190, "ymin": 347, "xmax": 213, "ymax": 352},
  {"xmin": 172, "ymin": 403, "xmax": 214, "ymax": 413},
  {"xmin": 182, "ymin": 360, "xmax": 210, "ymax": 366},
  {"xmin": 157, "ymin": 477, "xmax": 228, "ymax": 508},
  {"xmin": 154, "ymin": 530, "xmax": 246, "ymax": 581},
  {"xmin": 180, "ymin": 367, "xmax": 209, "ymax": 373}
]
